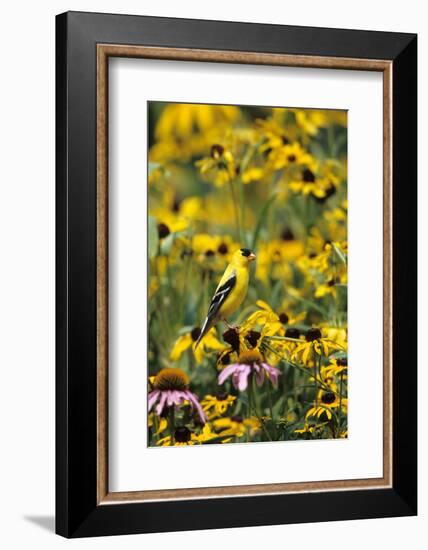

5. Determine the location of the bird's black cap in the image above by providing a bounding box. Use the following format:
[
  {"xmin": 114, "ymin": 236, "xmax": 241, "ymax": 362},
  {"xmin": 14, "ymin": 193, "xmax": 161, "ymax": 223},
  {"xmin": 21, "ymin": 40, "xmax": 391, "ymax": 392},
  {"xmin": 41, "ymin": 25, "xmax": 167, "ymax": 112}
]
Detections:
[{"xmin": 240, "ymin": 248, "xmax": 253, "ymax": 257}]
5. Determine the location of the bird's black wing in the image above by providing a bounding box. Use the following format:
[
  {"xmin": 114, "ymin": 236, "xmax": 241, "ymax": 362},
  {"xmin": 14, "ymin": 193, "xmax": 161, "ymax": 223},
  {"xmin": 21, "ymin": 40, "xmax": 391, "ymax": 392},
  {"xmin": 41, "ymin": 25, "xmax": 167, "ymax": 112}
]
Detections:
[
  {"xmin": 195, "ymin": 272, "xmax": 237, "ymax": 349},
  {"xmin": 206, "ymin": 272, "xmax": 237, "ymax": 321}
]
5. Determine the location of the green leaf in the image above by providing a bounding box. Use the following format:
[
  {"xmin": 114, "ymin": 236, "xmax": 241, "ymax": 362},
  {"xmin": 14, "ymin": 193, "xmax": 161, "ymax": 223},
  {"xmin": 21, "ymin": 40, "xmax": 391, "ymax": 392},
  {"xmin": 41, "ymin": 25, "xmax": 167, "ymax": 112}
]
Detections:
[
  {"xmin": 148, "ymin": 216, "xmax": 159, "ymax": 259},
  {"xmin": 332, "ymin": 243, "xmax": 347, "ymax": 265}
]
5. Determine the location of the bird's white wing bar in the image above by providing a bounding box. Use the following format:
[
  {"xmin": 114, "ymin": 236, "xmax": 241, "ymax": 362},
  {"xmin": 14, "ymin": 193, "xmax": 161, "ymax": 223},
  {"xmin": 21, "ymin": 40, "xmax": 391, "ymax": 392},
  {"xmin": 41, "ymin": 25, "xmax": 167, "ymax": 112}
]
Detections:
[{"xmin": 207, "ymin": 273, "xmax": 237, "ymax": 320}]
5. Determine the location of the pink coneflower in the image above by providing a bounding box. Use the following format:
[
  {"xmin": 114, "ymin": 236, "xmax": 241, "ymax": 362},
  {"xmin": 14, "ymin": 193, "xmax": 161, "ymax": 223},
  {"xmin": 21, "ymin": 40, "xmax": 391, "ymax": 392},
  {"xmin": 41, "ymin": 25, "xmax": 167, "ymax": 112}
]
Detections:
[
  {"xmin": 148, "ymin": 367, "xmax": 206, "ymax": 424},
  {"xmin": 218, "ymin": 350, "xmax": 280, "ymax": 391}
]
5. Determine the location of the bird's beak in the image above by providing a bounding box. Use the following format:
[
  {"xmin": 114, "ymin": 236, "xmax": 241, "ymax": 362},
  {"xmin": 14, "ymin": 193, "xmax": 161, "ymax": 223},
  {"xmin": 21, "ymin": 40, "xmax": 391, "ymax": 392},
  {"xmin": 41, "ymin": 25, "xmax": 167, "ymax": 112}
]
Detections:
[{"xmin": 248, "ymin": 252, "xmax": 256, "ymax": 261}]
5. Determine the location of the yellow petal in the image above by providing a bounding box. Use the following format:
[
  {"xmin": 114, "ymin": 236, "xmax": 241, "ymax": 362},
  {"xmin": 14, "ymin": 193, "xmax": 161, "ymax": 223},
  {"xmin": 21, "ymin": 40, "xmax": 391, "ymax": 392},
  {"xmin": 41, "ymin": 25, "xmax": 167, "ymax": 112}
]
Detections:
[{"xmin": 170, "ymin": 333, "xmax": 192, "ymax": 361}]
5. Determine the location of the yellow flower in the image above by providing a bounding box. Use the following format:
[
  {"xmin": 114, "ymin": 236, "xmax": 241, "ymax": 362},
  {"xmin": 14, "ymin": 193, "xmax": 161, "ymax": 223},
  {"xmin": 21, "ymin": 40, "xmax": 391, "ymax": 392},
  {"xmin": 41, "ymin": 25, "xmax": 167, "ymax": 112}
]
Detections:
[
  {"xmin": 157, "ymin": 424, "xmax": 219, "ymax": 446},
  {"xmin": 321, "ymin": 357, "xmax": 348, "ymax": 379},
  {"xmin": 213, "ymin": 415, "xmax": 260, "ymax": 440},
  {"xmin": 170, "ymin": 326, "xmax": 223, "ymax": 364},
  {"xmin": 195, "ymin": 144, "xmax": 237, "ymax": 187},
  {"xmin": 292, "ymin": 327, "xmax": 340, "ymax": 366},
  {"xmin": 294, "ymin": 108, "xmax": 328, "ymax": 137},
  {"xmin": 155, "ymin": 104, "xmax": 239, "ymax": 141},
  {"xmin": 266, "ymin": 141, "xmax": 317, "ymax": 172},
  {"xmin": 321, "ymin": 326, "xmax": 348, "ymax": 350},
  {"xmin": 241, "ymin": 166, "xmax": 265, "ymax": 184},
  {"xmin": 306, "ymin": 390, "xmax": 348, "ymax": 421},
  {"xmin": 201, "ymin": 392, "xmax": 236, "ymax": 419},
  {"xmin": 255, "ymin": 238, "xmax": 304, "ymax": 283},
  {"xmin": 190, "ymin": 233, "xmax": 240, "ymax": 267},
  {"xmin": 240, "ymin": 300, "xmax": 284, "ymax": 336}
]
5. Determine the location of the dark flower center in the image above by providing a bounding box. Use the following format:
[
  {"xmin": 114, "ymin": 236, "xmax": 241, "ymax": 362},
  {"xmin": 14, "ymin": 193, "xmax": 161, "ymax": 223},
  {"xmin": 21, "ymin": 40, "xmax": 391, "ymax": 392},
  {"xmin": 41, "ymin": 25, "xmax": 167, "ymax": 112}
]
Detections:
[
  {"xmin": 216, "ymin": 391, "xmax": 228, "ymax": 401},
  {"xmin": 172, "ymin": 196, "xmax": 181, "ymax": 213},
  {"xmin": 281, "ymin": 228, "xmax": 295, "ymax": 241},
  {"xmin": 306, "ymin": 327, "xmax": 322, "ymax": 342},
  {"xmin": 191, "ymin": 327, "xmax": 201, "ymax": 342},
  {"xmin": 288, "ymin": 154, "xmax": 297, "ymax": 162},
  {"xmin": 157, "ymin": 223, "xmax": 170, "ymax": 239},
  {"xmin": 285, "ymin": 327, "xmax": 300, "ymax": 339},
  {"xmin": 211, "ymin": 144, "xmax": 224, "ymax": 158},
  {"xmin": 217, "ymin": 242, "xmax": 229, "ymax": 255},
  {"xmin": 235, "ymin": 164, "xmax": 241, "ymax": 176},
  {"xmin": 302, "ymin": 168, "xmax": 316, "ymax": 182},
  {"xmin": 205, "ymin": 249, "xmax": 215, "ymax": 257},
  {"xmin": 281, "ymin": 135, "xmax": 290, "ymax": 145},
  {"xmin": 337, "ymin": 358, "xmax": 348, "ymax": 366},
  {"xmin": 245, "ymin": 330, "xmax": 261, "ymax": 348},
  {"xmin": 219, "ymin": 350, "xmax": 232, "ymax": 365},
  {"xmin": 231, "ymin": 415, "xmax": 243, "ymax": 423},
  {"xmin": 321, "ymin": 392, "xmax": 336, "ymax": 405},
  {"xmin": 315, "ymin": 183, "xmax": 336, "ymax": 203},
  {"xmin": 223, "ymin": 327, "xmax": 240, "ymax": 351},
  {"xmin": 279, "ymin": 312, "xmax": 289, "ymax": 324},
  {"xmin": 154, "ymin": 368, "xmax": 189, "ymax": 391},
  {"xmin": 174, "ymin": 426, "xmax": 192, "ymax": 443}
]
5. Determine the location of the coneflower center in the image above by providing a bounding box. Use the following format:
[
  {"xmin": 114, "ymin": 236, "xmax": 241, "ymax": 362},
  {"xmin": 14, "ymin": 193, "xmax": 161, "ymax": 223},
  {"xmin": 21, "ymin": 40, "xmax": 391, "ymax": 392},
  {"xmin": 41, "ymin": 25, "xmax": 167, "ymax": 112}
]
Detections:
[
  {"xmin": 238, "ymin": 350, "xmax": 262, "ymax": 366},
  {"xmin": 154, "ymin": 368, "xmax": 189, "ymax": 391}
]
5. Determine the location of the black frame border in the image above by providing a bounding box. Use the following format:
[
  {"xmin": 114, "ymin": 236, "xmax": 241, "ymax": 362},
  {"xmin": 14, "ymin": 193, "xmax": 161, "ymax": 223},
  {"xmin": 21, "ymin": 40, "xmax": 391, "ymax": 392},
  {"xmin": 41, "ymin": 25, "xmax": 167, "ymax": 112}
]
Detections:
[{"xmin": 56, "ymin": 11, "xmax": 417, "ymax": 538}]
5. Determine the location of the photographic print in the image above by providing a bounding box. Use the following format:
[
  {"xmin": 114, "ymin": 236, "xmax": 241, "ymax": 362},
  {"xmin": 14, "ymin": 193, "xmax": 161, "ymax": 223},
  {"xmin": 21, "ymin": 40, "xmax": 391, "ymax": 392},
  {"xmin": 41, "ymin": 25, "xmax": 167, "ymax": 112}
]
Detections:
[{"xmin": 147, "ymin": 101, "xmax": 348, "ymax": 447}]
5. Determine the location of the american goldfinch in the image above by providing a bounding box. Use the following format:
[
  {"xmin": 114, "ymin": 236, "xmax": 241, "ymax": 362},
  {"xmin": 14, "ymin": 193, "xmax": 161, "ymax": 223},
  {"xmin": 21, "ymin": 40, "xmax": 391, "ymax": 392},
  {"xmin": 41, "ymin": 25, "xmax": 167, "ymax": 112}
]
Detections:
[{"xmin": 195, "ymin": 248, "xmax": 256, "ymax": 349}]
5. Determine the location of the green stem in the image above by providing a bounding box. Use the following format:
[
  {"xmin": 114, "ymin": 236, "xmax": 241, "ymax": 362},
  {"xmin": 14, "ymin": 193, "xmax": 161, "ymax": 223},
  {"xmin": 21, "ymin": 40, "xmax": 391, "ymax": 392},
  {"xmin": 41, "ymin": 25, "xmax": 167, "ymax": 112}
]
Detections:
[
  {"xmin": 262, "ymin": 342, "xmax": 346, "ymax": 400},
  {"xmin": 247, "ymin": 376, "xmax": 272, "ymax": 441},
  {"xmin": 228, "ymin": 179, "xmax": 242, "ymax": 243},
  {"xmin": 169, "ymin": 407, "xmax": 175, "ymax": 446},
  {"xmin": 338, "ymin": 371, "xmax": 344, "ymax": 428},
  {"xmin": 238, "ymin": 178, "xmax": 246, "ymax": 247}
]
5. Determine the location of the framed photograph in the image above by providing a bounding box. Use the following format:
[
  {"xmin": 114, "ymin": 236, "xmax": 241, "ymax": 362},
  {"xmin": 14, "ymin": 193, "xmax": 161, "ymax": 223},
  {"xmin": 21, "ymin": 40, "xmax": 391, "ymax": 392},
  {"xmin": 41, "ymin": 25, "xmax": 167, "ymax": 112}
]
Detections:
[{"xmin": 56, "ymin": 11, "xmax": 417, "ymax": 537}]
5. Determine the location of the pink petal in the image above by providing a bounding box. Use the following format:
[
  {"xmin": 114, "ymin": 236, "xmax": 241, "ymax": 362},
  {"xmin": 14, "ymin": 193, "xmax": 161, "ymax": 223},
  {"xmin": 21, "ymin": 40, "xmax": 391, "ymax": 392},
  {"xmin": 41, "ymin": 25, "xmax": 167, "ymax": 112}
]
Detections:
[
  {"xmin": 148, "ymin": 390, "xmax": 160, "ymax": 411},
  {"xmin": 218, "ymin": 363, "xmax": 239, "ymax": 385},
  {"xmin": 262, "ymin": 363, "xmax": 280, "ymax": 386},
  {"xmin": 236, "ymin": 365, "xmax": 251, "ymax": 391},
  {"xmin": 254, "ymin": 364, "xmax": 265, "ymax": 386},
  {"xmin": 185, "ymin": 391, "xmax": 207, "ymax": 424},
  {"xmin": 155, "ymin": 391, "xmax": 168, "ymax": 416}
]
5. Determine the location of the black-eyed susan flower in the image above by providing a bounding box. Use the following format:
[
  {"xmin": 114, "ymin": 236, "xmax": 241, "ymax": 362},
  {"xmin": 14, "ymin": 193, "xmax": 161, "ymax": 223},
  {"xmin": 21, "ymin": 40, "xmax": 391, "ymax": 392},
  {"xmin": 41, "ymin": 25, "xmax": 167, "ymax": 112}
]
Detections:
[
  {"xmin": 292, "ymin": 327, "xmax": 339, "ymax": 366},
  {"xmin": 321, "ymin": 357, "xmax": 348, "ymax": 379},
  {"xmin": 266, "ymin": 141, "xmax": 316, "ymax": 172},
  {"xmin": 170, "ymin": 326, "xmax": 223, "ymax": 364},
  {"xmin": 213, "ymin": 415, "xmax": 261, "ymax": 439},
  {"xmin": 218, "ymin": 349, "xmax": 280, "ymax": 391},
  {"xmin": 148, "ymin": 367, "xmax": 206, "ymax": 423},
  {"xmin": 255, "ymin": 238, "xmax": 304, "ymax": 283},
  {"xmin": 201, "ymin": 392, "xmax": 236, "ymax": 419},
  {"xmin": 195, "ymin": 144, "xmax": 237, "ymax": 187},
  {"xmin": 306, "ymin": 388, "xmax": 348, "ymax": 421},
  {"xmin": 157, "ymin": 424, "xmax": 218, "ymax": 446}
]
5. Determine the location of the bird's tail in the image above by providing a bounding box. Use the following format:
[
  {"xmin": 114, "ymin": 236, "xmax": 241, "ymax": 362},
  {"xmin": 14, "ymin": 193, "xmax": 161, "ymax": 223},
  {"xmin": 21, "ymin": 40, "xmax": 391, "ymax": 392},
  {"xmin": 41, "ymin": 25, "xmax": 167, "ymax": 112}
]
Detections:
[{"xmin": 194, "ymin": 316, "xmax": 212, "ymax": 349}]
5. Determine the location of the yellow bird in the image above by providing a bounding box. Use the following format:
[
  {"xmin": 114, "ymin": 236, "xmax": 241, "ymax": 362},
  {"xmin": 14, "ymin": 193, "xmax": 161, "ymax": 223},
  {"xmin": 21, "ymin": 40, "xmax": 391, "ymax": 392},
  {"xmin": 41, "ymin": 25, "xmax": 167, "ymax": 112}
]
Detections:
[{"xmin": 195, "ymin": 248, "xmax": 256, "ymax": 349}]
